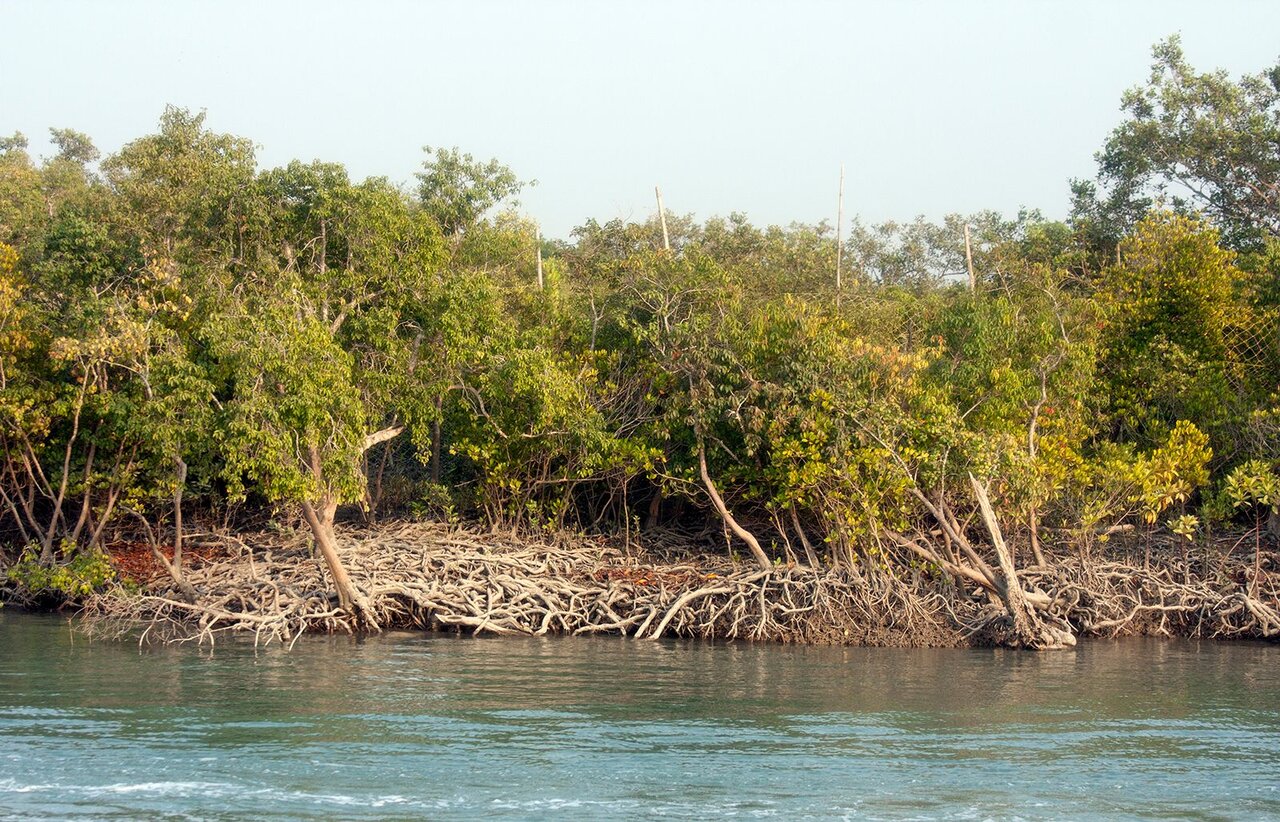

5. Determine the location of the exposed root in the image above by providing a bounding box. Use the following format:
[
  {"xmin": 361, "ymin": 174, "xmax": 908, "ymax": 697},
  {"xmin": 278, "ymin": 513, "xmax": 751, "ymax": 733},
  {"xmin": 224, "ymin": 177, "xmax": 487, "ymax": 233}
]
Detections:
[
  {"xmin": 82, "ymin": 522, "xmax": 961, "ymax": 647},
  {"xmin": 1024, "ymin": 549, "xmax": 1280, "ymax": 641},
  {"xmin": 77, "ymin": 522, "xmax": 1279, "ymax": 649}
]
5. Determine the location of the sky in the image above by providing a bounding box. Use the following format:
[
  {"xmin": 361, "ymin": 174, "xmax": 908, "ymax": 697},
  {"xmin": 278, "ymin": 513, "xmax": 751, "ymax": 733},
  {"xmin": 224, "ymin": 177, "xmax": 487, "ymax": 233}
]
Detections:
[{"xmin": 3, "ymin": 1, "xmax": 1279, "ymax": 239}]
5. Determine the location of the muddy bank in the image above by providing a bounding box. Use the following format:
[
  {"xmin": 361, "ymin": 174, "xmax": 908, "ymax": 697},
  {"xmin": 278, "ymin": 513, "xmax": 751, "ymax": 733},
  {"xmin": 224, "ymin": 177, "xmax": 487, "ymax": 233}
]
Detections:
[{"xmin": 47, "ymin": 521, "xmax": 1278, "ymax": 648}]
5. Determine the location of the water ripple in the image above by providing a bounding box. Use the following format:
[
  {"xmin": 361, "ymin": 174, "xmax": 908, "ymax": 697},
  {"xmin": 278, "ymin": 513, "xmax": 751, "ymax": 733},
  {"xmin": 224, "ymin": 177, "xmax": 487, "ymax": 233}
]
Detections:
[{"xmin": 1, "ymin": 613, "xmax": 1278, "ymax": 820}]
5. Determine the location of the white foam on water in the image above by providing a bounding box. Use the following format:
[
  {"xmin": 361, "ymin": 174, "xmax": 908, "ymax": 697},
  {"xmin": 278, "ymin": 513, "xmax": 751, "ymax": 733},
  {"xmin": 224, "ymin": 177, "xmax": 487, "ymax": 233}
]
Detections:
[
  {"xmin": 0, "ymin": 780, "xmax": 239, "ymax": 799},
  {"xmin": 96, "ymin": 781, "xmax": 235, "ymax": 796},
  {"xmin": 1, "ymin": 779, "xmax": 426, "ymax": 811},
  {"xmin": 0, "ymin": 779, "xmax": 57, "ymax": 794},
  {"xmin": 369, "ymin": 795, "xmax": 411, "ymax": 808}
]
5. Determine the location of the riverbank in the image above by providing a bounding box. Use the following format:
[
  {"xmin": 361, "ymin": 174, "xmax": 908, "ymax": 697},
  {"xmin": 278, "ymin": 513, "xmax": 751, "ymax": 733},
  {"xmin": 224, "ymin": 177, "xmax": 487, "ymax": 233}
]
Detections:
[{"xmin": 12, "ymin": 521, "xmax": 1270, "ymax": 648}]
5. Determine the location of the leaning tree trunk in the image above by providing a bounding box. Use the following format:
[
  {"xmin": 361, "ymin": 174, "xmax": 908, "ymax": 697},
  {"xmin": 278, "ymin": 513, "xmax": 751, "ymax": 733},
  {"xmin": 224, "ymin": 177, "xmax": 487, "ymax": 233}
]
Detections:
[
  {"xmin": 123, "ymin": 507, "xmax": 197, "ymax": 604},
  {"xmin": 789, "ymin": 505, "xmax": 822, "ymax": 569},
  {"xmin": 300, "ymin": 495, "xmax": 378, "ymax": 630},
  {"xmin": 893, "ymin": 477, "xmax": 1073, "ymax": 649},
  {"xmin": 299, "ymin": 429, "xmax": 405, "ymax": 630},
  {"xmin": 970, "ymin": 476, "xmax": 1074, "ymax": 649},
  {"xmin": 697, "ymin": 441, "xmax": 772, "ymax": 572}
]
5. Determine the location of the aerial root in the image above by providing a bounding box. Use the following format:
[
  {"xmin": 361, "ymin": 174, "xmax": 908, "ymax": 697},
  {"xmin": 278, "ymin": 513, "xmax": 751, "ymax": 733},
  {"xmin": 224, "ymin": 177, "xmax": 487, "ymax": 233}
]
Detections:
[
  {"xmin": 80, "ymin": 522, "xmax": 1278, "ymax": 648},
  {"xmin": 82, "ymin": 522, "xmax": 958, "ymax": 647},
  {"xmin": 1020, "ymin": 550, "xmax": 1280, "ymax": 642}
]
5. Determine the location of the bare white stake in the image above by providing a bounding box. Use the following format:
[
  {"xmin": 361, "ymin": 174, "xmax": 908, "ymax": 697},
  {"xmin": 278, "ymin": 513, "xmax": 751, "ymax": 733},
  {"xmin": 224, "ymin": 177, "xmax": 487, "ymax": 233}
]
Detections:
[
  {"xmin": 835, "ymin": 164, "xmax": 845, "ymax": 290},
  {"xmin": 536, "ymin": 227, "xmax": 544, "ymax": 290},
  {"xmin": 964, "ymin": 224, "xmax": 976, "ymax": 291},
  {"xmin": 655, "ymin": 186, "xmax": 670, "ymax": 252}
]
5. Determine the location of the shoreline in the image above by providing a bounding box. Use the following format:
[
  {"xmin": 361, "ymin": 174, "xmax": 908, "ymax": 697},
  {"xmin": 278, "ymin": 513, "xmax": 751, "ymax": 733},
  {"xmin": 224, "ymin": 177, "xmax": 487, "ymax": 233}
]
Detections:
[{"xmin": 7, "ymin": 521, "xmax": 1271, "ymax": 649}]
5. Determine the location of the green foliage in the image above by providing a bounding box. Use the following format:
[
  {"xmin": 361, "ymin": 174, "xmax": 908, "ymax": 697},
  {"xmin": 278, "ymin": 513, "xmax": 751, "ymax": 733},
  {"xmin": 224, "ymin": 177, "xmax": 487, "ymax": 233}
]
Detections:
[
  {"xmin": 2, "ymin": 48, "xmax": 1278, "ymax": 578},
  {"xmin": 1135, "ymin": 420, "xmax": 1213, "ymax": 524},
  {"xmin": 0, "ymin": 138, "xmax": 47, "ymax": 256},
  {"xmin": 7, "ymin": 543, "xmax": 116, "ymax": 598},
  {"xmin": 1065, "ymin": 420, "xmax": 1212, "ymax": 534},
  {"xmin": 208, "ymin": 292, "xmax": 368, "ymax": 507},
  {"xmin": 49, "ymin": 128, "xmax": 100, "ymax": 165},
  {"xmin": 1097, "ymin": 212, "xmax": 1243, "ymax": 445},
  {"xmin": 102, "ymin": 106, "xmax": 257, "ymax": 261},
  {"xmin": 1168, "ymin": 513, "xmax": 1200, "ymax": 542},
  {"xmin": 1076, "ymin": 35, "xmax": 1280, "ymax": 250},
  {"xmin": 1223, "ymin": 460, "xmax": 1280, "ymax": 515},
  {"xmin": 417, "ymin": 146, "xmax": 525, "ymax": 237}
]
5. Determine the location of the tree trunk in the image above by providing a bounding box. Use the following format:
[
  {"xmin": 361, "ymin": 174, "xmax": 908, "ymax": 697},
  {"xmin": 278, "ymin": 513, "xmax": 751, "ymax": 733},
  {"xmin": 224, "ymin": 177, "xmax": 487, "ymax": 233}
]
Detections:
[
  {"xmin": 1027, "ymin": 504, "xmax": 1047, "ymax": 567},
  {"xmin": 127, "ymin": 507, "xmax": 196, "ymax": 603},
  {"xmin": 161, "ymin": 456, "xmax": 197, "ymax": 603},
  {"xmin": 970, "ymin": 476, "xmax": 1074, "ymax": 649},
  {"xmin": 300, "ymin": 496, "xmax": 378, "ymax": 630},
  {"xmin": 1255, "ymin": 513, "xmax": 1263, "ymax": 599},
  {"xmin": 367, "ymin": 440, "xmax": 393, "ymax": 521},
  {"xmin": 789, "ymin": 505, "xmax": 821, "ymax": 569},
  {"xmin": 429, "ymin": 399, "xmax": 443, "ymax": 484},
  {"xmin": 697, "ymin": 441, "xmax": 772, "ymax": 572},
  {"xmin": 67, "ymin": 441, "xmax": 96, "ymax": 548},
  {"xmin": 645, "ymin": 491, "xmax": 662, "ymax": 529},
  {"xmin": 172, "ymin": 456, "xmax": 187, "ymax": 578},
  {"xmin": 149, "ymin": 541, "xmax": 197, "ymax": 604},
  {"xmin": 40, "ymin": 380, "xmax": 90, "ymax": 564}
]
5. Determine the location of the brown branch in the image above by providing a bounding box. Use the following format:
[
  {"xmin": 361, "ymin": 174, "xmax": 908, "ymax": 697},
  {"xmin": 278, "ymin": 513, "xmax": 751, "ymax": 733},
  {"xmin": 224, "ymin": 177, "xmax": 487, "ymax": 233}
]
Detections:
[{"xmin": 697, "ymin": 440, "xmax": 772, "ymax": 572}]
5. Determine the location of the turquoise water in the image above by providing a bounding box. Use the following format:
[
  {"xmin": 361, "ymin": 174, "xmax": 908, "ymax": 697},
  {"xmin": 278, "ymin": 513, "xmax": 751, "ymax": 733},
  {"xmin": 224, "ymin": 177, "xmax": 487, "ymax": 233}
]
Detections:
[{"xmin": 1, "ymin": 611, "xmax": 1278, "ymax": 820}]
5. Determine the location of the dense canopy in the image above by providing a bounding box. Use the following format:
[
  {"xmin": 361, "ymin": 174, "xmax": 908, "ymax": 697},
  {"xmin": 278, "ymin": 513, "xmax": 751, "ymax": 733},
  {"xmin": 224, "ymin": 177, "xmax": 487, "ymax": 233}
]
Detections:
[{"xmin": 1, "ymin": 40, "xmax": 1277, "ymax": 635}]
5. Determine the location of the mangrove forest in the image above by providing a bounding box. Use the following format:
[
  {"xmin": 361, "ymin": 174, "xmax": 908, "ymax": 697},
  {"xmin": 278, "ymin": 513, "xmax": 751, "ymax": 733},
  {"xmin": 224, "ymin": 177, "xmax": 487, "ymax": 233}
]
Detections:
[{"xmin": 1, "ymin": 37, "xmax": 1278, "ymax": 649}]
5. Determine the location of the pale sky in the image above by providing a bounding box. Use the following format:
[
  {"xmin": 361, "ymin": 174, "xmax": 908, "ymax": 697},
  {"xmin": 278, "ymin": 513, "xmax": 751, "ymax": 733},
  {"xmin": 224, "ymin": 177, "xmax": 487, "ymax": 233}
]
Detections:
[{"xmin": 3, "ymin": 1, "xmax": 1278, "ymax": 239}]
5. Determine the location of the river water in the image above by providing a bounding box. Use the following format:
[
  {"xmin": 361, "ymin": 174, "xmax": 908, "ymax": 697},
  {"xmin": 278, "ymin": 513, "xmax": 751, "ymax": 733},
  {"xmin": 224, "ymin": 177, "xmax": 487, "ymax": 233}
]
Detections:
[{"xmin": 1, "ymin": 612, "xmax": 1277, "ymax": 820}]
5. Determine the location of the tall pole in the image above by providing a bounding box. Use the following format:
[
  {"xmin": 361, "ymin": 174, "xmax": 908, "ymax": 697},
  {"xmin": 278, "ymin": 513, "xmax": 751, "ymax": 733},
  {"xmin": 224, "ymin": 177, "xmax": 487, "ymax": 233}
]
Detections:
[
  {"xmin": 535, "ymin": 227, "xmax": 544, "ymax": 290},
  {"xmin": 835, "ymin": 164, "xmax": 845, "ymax": 290},
  {"xmin": 655, "ymin": 186, "xmax": 671, "ymax": 252},
  {"xmin": 964, "ymin": 224, "xmax": 976, "ymax": 291}
]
